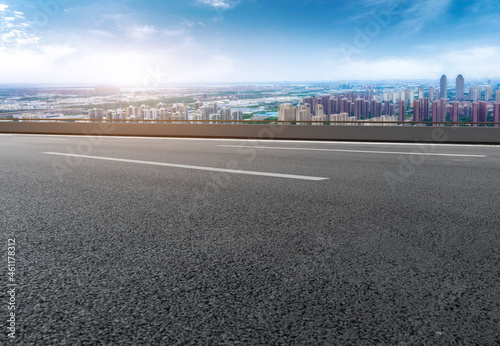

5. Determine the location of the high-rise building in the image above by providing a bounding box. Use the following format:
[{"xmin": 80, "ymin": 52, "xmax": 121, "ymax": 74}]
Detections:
[
  {"xmin": 278, "ymin": 103, "xmax": 296, "ymax": 123},
  {"xmin": 398, "ymin": 100, "xmax": 405, "ymax": 124},
  {"xmin": 354, "ymin": 99, "xmax": 363, "ymax": 119},
  {"xmin": 314, "ymin": 97, "xmax": 323, "ymax": 115},
  {"xmin": 362, "ymin": 100, "xmax": 370, "ymax": 120},
  {"xmin": 422, "ymin": 98, "xmax": 429, "ymax": 121},
  {"xmin": 440, "ymin": 98, "xmax": 447, "ymax": 122},
  {"xmin": 472, "ymin": 102, "xmax": 479, "ymax": 127},
  {"xmin": 374, "ymin": 102, "xmax": 382, "ymax": 118},
  {"xmin": 469, "ymin": 86, "xmax": 481, "ymax": 101},
  {"xmin": 429, "ymin": 87, "xmax": 435, "ymax": 101},
  {"xmin": 452, "ymin": 101, "xmax": 459, "ymax": 126},
  {"xmin": 494, "ymin": 103, "xmax": 500, "ymax": 128},
  {"xmin": 200, "ymin": 106, "xmax": 211, "ymax": 120},
  {"xmin": 496, "ymin": 89, "xmax": 500, "ymax": 103},
  {"xmin": 432, "ymin": 100, "xmax": 440, "ymax": 126},
  {"xmin": 456, "ymin": 75, "xmax": 464, "ymax": 101},
  {"xmin": 479, "ymin": 101, "xmax": 488, "ymax": 123},
  {"xmin": 405, "ymin": 88, "xmax": 414, "ymax": 104},
  {"xmin": 370, "ymin": 100, "xmax": 376, "ymax": 117},
  {"xmin": 296, "ymin": 105, "xmax": 312, "ymax": 124},
  {"xmin": 384, "ymin": 101, "xmax": 391, "ymax": 116},
  {"xmin": 413, "ymin": 99, "xmax": 421, "ymax": 122},
  {"xmin": 231, "ymin": 110, "xmax": 243, "ymax": 124},
  {"xmin": 315, "ymin": 104, "xmax": 324, "ymax": 118},
  {"xmin": 440, "ymin": 75, "xmax": 448, "ymax": 100},
  {"xmin": 322, "ymin": 95, "xmax": 331, "ymax": 115},
  {"xmin": 303, "ymin": 97, "xmax": 314, "ymax": 114},
  {"xmin": 418, "ymin": 87, "xmax": 424, "ymax": 100},
  {"xmin": 220, "ymin": 107, "xmax": 232, "ymax": 122},
  {"xmin": 485, "ymin": 86, "xmax": 493, "ymax": 101}
]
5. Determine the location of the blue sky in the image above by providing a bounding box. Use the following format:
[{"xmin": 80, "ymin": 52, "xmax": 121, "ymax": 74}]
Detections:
[{"xmin": 1, "ymin": 0, "xmax": 499, "ymax": 84}]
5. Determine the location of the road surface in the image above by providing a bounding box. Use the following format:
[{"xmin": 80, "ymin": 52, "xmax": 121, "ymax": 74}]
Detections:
[{"xmin": 1, "ymin": 134, "xmax": 499, "ymax": 344}]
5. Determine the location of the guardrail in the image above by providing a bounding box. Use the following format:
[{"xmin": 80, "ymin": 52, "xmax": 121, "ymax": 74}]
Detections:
[
  {"xmin": 3, "ymin": 118, "xmax": 500, "ymax": 126},
  {"xmin": 1, "ymin": 118, "xmax": 500, "ymax": 144}
]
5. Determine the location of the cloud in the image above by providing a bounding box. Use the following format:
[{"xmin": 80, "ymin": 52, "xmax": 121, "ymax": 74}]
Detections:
[
  {"xmin": 197, "ymin": 0, "xmax": 240, "ymax": 9},
  {"xmin": 319, "ymin": 46, "xmax": 500, "ymax": 80},
  {"xmin": 0, "ymin": 33, "xmax": 238, "ymax": 84},
  {"xmin": 129, "ymin": 25, "xmax": 158, "ymax": 39},
  {"xmin": 396, "ymin": 0, "xmax": 452, "ymax": 34},
  {"xmin": 0, "ymin": 6, "xmax": 39, "ymax": 48}
]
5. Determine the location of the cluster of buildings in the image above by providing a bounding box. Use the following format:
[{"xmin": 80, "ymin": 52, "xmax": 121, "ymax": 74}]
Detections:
[
  {"xmin": 278, "ymin": 103, "xmax": 398, "ymax": 126},
  {"xmin": 278, "ymin": 75, "xmax": 500, "ymax": 127},
  {"xmin": 192, "ymin": 101, "xmax": 243, "ymax": 123},
  {"xmin": 88, "ymin": 102, "xmax": 244, "ymax": 123}
]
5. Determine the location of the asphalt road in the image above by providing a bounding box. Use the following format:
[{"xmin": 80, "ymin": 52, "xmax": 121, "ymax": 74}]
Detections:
[{"xmin": 1, "ymin": 134, "xmax": 500, "ymax": 345}]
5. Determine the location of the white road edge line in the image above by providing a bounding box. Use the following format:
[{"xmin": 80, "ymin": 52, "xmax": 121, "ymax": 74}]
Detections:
[
  {"xmin": 43, "ymin": 152, "xmax": 329, "ymax": 181},
  {"xmin": 12, "ymin": 136, "xmax": 67, "ymax": 141},
  {"xmin": 217, "ymin": 145, "xmax": 487, "ymax": 158}
]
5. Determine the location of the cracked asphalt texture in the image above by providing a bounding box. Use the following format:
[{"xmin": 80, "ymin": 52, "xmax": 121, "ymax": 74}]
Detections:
[{"xmin": 1, "ymin": 135, "xmax": 500, "ymax": 345}]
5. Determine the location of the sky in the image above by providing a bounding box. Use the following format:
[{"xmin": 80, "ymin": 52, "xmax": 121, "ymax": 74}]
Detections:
[{"xmin": 0, "ymin": 0, "xmax": 500, "ymax": 85}]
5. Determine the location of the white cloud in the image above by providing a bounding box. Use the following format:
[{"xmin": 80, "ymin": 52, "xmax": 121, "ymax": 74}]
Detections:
[
  {"xmin": 129, "ymin": 25, "xmax": 158, "ymax": 39},
  {"xmin": 318, "ymin": 46, "xmax": 500, "ymax": 80},
  {"xmin": 197, "ymin": 0, "xmax": 240, "ymax": 9},
  {"xmin": 0, "ymin": 34, "xmax": 238, "ymax": 84},
  {"xmin": 395, "ymin": 0, "xmax": 452, "ymax": 34},
  {"xmin": 0, "ymin": 6, "xmax": 39, "ymax": 48}
]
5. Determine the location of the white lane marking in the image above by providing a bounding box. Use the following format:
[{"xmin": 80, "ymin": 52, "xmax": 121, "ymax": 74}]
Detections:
[
  {"xmin": 13, "ymin": 136, "xmax": 67, "ymax": 141},
  {"xmin": 43, "ymin": 152, "xmax": 329, "ymax": 181},
  {"xmin": 217, "ymin": 145, "xmax": 487, "ymax": 158}
]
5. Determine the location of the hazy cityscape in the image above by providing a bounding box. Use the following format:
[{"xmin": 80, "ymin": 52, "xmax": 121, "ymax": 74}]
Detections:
[{"xmin": 2, "ymin": 75, "xmax": 500, "ymax": 126}]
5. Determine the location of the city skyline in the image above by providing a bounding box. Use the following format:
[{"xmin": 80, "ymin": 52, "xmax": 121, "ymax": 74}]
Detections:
[{"xmin": 1, "ymin": 0, "xmax": 500, "ymax": 84}]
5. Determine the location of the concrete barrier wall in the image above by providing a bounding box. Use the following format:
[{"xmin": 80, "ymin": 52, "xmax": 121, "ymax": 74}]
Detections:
[{"xmin": 1, "ymin": 122, "xmax": 500, "ymax": 144}]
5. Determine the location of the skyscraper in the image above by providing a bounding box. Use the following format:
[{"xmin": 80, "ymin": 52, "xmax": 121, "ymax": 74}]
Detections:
[
  {"xmin": 296, "ymin": 105, "xmax": 311, "ymax": 124},
  {"xmin": 384, "ymin": 101, "xmax": 391, "ymax": 116},
  {"xmin": 456, "ymin": 75, "xmax": 464, "ymax": 101},
  {"xmin": 220, "ymin": 107, "xmax": 232, "ymax": 122},
  {"xmin": 494, "ymin": 103, "xmax": 500, "ymax": 128},
  {"xmin": 322, "ymin": 95, "xmax": 331, "ymax": 115},
  {"xmin": 278, "ymin": 104, "xmax": 296, "ymax": 123},
  {"xmin": 469, "ymin": 86, "xmax": 481, "ymax": 101},
  {"xmin": 496, "ymin": 89, "xmax": 500, "ymax": 103},
  {"xmin": 440, "ymin": 75, "xmax": 448, "ymax": 100},
  {"xmin": 399, "ymin": 100, "xmax": 405, "ymax": 124},
  {"xmin": 440, "ymin": 98, "xmax": 447, "ymax": 122},
  {"xmin": 432, "ymin": 100, "xmax": 439, "ymax": 126},
  {"xmin": 418, "ymin": 87, "xmax": 424, "ymax": 100},
  {"xmin": 303, "ymin": 97, "xmax": 314, "ymax": 114},
  {"xmin": 423, "ymin": 98, "xmax": 429, "ymax": 121},
  {"xmin": 479, "ymin": 101, "xmax": 488, "ymax": 123},
  {"xmin": 405, "ymin": 88, "xmax": 414, "ymax": 104},
  {"xmin": 413, "ymin": 99, "xmax": 421, "ymax": 122},
  {"xmin": 354, "ymin": 99, "xmax": 363, "ymax": 119},
  {"xmin": 375, "ymin": 102, "xmax": 382, "ymax": 118},
  {"xmin": 429, "ymin": 87, "xmax": 435, "ymax": 101},
  {"xmin": 485, "ymin": 86, "xmax": 493, "ymax": 101},
  {"xmin": 472, "ymin": 102, "xmax": 479, "ymax": 127},
  {"xmin": 315, "ymin": 104, "xmax": 324, "ymax": 118},
  {"xmin": 452, "ymin": 101, "xmax": 459, "ymax": 126},
  {"xmin": 362, "ymin": 100, "xmax": 369, "ymax": 120}
]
